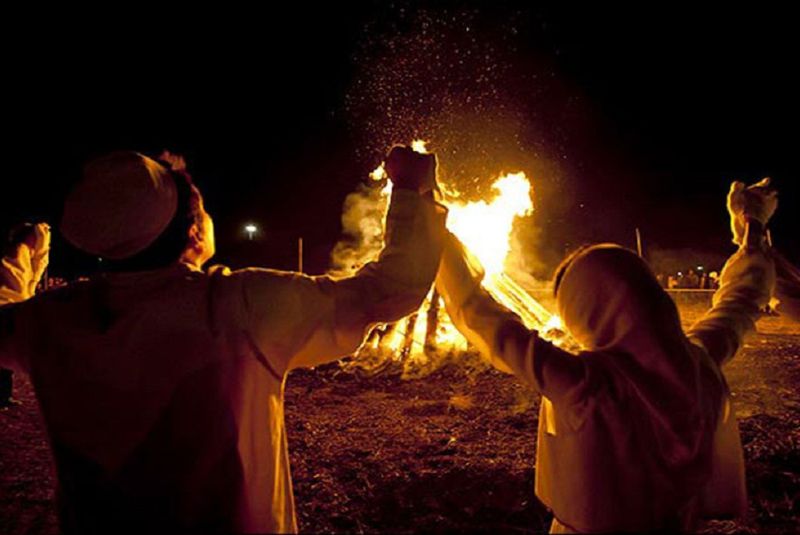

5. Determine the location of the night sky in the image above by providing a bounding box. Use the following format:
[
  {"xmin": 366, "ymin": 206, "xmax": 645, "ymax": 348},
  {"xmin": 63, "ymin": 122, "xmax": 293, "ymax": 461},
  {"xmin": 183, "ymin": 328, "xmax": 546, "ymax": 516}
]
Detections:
[{"xmin": 3, "ymin": 3, "xmax": 797, "ymax": 278}]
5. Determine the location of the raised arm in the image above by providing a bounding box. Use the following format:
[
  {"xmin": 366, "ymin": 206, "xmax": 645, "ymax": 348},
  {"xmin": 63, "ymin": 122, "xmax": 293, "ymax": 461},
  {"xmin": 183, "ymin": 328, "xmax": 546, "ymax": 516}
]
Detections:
[
  {"xmin": 435, "ymin": 232, "xmax": 585, "ymax": 401},
  {"xmin": 687, "ymin": 180, "xmax": 776, "ymax": 366},
  {"xmin": 0, "ymin": 223, "xmax": 50, "ymax": 302},
  {"xmin": 0, "ymin": 223, "xmax": 50, "ymax": 371},
  {"xmin": 228, "ymin": 146, "xmax": 447, "ymax": 375},
  {"xmin": 730, "ymin": 176, "xmax": 800, "ymax": 322}
]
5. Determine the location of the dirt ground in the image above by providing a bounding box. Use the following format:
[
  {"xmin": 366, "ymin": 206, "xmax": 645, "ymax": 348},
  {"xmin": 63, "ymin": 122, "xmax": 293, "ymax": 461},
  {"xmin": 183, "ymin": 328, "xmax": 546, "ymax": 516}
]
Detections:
[{"xmin": 2, "ymin": 308, "xmax": 799, "ymax": 534}]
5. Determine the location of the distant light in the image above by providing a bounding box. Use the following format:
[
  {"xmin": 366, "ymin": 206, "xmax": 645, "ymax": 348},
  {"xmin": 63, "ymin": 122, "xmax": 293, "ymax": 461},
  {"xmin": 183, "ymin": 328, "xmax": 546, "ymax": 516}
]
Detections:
[
  {"xmin": 678, "ymin": 271, "xmax": 682, "ymax": 276},
  {"xmin": 244, "ymin": 224, "xmax": 257, "ymax": 240},
  {"xmin": 697, "ymin": 266, "xmax": 704, "ymax": 271}
]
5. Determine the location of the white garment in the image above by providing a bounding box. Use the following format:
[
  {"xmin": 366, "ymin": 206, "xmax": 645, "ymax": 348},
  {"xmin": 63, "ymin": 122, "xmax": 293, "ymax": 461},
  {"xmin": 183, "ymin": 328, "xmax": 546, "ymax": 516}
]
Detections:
[
  {"xmin": 0, "ymin": 223, "xmax": 50, "ymax": 302},
  {"xmin": 436, "ymin": 235, "xmax": 773, "ymax": 532},
  {"xmin": 0, "ymin": 190, "xmax": 445, "ymax": 533}
]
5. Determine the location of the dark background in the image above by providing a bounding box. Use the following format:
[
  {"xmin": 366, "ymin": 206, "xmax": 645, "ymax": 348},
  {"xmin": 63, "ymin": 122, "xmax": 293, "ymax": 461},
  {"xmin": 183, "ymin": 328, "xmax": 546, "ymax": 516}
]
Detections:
[{"xmin": 2, "ymin": 2, "xmax": 797, "ymax": 277}]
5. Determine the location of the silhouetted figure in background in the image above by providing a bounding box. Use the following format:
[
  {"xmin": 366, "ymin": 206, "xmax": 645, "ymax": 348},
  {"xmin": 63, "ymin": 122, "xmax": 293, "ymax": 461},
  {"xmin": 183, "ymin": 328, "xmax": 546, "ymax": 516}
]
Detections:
[
  {"xmin": 699, "ymin": 272, "xmax": 709, "ymax": 289},
  {"xmin": 0, "ymin": 222, "xmax": 50, "ymax": 408},
  {"xmin": 685, "ymin": 269, "xmax": 700, "ymax": 289}
]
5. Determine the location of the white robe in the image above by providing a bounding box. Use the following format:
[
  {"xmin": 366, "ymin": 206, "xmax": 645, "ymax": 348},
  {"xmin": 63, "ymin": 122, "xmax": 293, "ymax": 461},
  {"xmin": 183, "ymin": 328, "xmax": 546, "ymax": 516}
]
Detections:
[
  {"xmin": 0, "ymin": 190, "xmax": 446, "ymax": 533},
  {"xmin": 436, "ymin": 234, "xmax": 773, "ymax": 532}
]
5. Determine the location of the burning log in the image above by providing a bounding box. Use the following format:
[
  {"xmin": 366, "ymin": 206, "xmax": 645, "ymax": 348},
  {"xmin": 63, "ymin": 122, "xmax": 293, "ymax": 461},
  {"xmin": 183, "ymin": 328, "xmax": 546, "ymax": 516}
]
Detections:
[
  {"xmin": 424, "ymin": 289, "xmax": 441, "ymax": 354},
  {"xmin": 402, "ymin": 313, "xmax": 419, "ymax": 359}
]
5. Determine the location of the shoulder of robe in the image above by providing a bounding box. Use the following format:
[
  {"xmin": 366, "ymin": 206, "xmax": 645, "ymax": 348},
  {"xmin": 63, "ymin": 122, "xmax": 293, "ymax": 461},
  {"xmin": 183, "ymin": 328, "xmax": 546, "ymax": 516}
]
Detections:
[
  {"xmin": 568, "ymin": 350, "xmax": 624, "ymax": 401},
  {"xmin": 545, "ymin": 353, "xmax": 626, "ymax": 433}
]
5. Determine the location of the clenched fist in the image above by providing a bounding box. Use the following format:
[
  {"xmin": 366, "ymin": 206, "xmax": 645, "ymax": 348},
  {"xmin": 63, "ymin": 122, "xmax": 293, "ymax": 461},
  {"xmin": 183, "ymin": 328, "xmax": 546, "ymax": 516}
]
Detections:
[
  {"xmin": 385, "ymin": 145, "xmax": 438, "ymax": 194},
  {"xmin": 2, "ymin": 222, "xmax": 50, "ymax": 299},
  {"xmin": 727, "ymin": 177, "xmax": 778, "ymax": 246}
]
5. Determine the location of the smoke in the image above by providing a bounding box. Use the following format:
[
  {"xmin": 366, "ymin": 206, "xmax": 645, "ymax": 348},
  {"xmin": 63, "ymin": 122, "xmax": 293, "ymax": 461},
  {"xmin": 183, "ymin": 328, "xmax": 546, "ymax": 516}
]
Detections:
[
  {"xmin": 326, "ymin": 7, "xmax": 590, "ymax": 378},
  {"xmin": 328, "ymin": 181, "xmax": 391, "ymax": 278}
]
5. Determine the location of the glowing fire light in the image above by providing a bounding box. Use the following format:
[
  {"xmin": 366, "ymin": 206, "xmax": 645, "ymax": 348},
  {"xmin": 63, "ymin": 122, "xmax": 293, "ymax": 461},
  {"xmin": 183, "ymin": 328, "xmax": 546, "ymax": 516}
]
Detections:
[
  {"xmin": 436, "ymin": 171, "xmax": 564, "ymax": 342},
  {"xmin": 445, "ymin": 172, "xmax": 532, "ymax": 275},
  {"xmin": 542, "ymin": 313, "xmax": 565, "ymax": 334},
  {"xmin": 344, "ymin": 141, "xmax": 571, "ymax": 377},
  {"xmin": 369, "ymin": 165, "xmax": 386, "ymax": 182}
]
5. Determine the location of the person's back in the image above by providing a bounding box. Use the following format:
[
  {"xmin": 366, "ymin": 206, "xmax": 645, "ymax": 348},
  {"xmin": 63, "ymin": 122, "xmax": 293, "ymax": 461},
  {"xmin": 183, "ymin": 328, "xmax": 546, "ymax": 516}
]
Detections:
[
  {"xmin": 434, "ymin": 180, "xmax": 777, "ymax": 532},
  {"xmin": 1, "ymin": 148, "xmax": 446, "ymax": 533},
  {"xmin": 22, "ymin": 266, "xmax": 255, "ymax": 531}
]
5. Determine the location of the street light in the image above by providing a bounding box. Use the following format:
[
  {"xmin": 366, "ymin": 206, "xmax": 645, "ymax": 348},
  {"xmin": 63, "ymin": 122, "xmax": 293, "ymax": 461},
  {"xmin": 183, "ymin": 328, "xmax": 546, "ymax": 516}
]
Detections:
[{"xmin": 244, "ymin": 224, "xmax": 257, "ymax": 240}]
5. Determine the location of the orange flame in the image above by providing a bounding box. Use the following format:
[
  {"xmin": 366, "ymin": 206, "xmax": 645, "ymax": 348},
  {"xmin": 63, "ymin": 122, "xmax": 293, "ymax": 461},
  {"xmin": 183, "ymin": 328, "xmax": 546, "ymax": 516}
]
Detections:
[
  {"xmin": 445, "ymin": 172, "xmax": 532, "ymax": 275},
  {"xmin": 369, "ymin": 165, "xmax": 387, "ymax": 182},
  {"xmin": 344, "ymin": 141, "xmax": 572, "ymax": 377}
]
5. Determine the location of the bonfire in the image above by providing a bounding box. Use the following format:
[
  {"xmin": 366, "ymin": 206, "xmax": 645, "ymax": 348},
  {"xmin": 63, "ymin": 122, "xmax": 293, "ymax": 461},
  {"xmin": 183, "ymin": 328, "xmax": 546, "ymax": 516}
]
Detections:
[{"xmin": 335, "ymin": 141, "xmax": 573, "ymax": 378}]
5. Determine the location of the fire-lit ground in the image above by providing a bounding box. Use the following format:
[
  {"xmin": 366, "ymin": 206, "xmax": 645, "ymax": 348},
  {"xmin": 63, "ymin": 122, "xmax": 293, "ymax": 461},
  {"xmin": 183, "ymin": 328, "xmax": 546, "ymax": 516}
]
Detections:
[{"xmin": 1, "ymin": 305, "xmax": 799, "ymax": 534}]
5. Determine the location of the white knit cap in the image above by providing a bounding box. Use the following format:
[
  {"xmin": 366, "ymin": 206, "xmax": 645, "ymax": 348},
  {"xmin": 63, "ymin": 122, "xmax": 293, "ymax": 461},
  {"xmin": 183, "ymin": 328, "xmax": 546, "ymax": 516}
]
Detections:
[{"xmin": 60, "ymin": 151, "xmax": 178, "ymax": 259}]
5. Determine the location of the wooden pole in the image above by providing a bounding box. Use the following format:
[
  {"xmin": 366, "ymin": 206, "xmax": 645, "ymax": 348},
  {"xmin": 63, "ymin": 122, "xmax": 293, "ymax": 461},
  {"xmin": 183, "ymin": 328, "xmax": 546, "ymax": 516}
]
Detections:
[
  {"xmin": 635, "ymin": 227, "xmax": 643, "ymax": 258},
  {"xmin": 298, "ymin": 237, "xmax": 304, "ymax": 273},
  {"xmin": 425, "ymin": 289, "xmax": 440, "ymax": 353}
]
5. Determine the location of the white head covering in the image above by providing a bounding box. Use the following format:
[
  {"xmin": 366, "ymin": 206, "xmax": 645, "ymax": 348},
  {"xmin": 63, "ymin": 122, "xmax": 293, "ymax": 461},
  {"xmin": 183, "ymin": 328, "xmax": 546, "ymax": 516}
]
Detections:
[
  {"xmin": 556, "ymin": 245, "xmax": 724, "ymax": 459},
  {"xmin": 536, "ymin": 244, "xmax": 728, "ymax": 531},
  {"xmin": 61, "ymin": 152, "xmax": 178, "ymax": 260}
]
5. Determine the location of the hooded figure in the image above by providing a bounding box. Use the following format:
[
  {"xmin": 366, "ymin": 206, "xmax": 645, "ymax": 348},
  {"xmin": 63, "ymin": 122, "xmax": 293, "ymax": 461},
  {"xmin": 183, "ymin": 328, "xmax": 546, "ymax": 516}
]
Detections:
[
  {"xmin": 435, "ymin": 186, "xmax": 775, "ymax": 532},
  {"xmin": 0, "ymin": 148, "xmax": 446, "ymax": 533}
]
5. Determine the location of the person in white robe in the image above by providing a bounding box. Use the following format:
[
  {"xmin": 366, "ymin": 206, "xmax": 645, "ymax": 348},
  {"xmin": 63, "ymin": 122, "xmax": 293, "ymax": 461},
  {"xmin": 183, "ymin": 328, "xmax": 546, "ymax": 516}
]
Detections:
[
  {"xmin": 435, "ymin": 180, "xmax": 776, "ymax": 532},
  {"xmin": 0, "ymin": 146, "xmax": 446, "ymax": 534}
]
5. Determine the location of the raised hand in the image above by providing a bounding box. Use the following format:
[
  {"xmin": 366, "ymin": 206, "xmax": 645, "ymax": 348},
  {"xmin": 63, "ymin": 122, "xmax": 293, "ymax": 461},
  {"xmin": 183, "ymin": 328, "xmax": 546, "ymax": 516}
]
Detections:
[
  {"xmin": 727, "ymin": 177, "xmax": 778, "ymax": 246},
  {"xmin": 2, "ymin": 222, "xmax": 50, "ymax": 299},
  {"xmin": 384, "ymin": 145, "xmax": 438, "ymax": 194}
]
